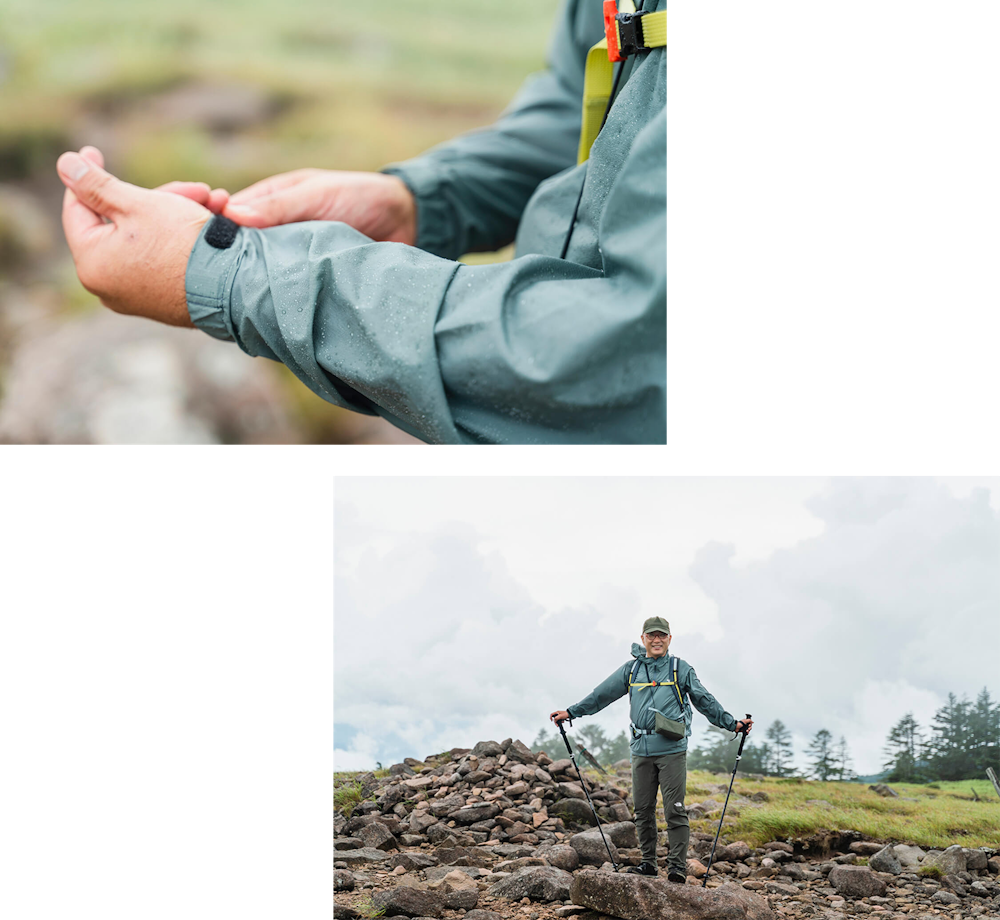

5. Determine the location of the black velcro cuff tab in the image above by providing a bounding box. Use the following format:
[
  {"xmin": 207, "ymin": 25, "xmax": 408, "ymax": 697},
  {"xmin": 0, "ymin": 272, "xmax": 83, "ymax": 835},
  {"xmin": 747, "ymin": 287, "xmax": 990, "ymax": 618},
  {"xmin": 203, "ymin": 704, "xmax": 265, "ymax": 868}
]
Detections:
[{"xmin": 204, "ymin": 215, "xmax": 239, "ymax": 249}]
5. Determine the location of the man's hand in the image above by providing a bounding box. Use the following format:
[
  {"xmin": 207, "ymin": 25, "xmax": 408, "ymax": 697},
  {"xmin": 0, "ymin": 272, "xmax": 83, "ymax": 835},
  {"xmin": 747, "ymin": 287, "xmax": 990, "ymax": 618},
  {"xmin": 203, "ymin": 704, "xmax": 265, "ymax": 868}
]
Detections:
[
  {"xmin": 735, "ymin": 718, "xmax": 754, "ymax": 735},
  {"xmin": 58, "ymin": 148, "xmax": 212, "ymax": 327},
  {"xmin": 218, "ymin": 169, "xmax": 417, "ymax": 244},
  {"xmin": 550, "ymin": 710, "xmax": 571, "ymax": 725}
]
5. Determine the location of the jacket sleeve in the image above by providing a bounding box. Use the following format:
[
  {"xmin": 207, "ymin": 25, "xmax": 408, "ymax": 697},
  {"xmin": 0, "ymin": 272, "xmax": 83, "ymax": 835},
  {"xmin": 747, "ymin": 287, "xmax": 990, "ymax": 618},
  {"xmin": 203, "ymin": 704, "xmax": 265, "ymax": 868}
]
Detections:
[
  {"xmin": 381, "ymin": 0, "xmax": 597, "ymax": 259},
  {"xmin": 566, "ymin": 663, "xmax": 630, "ymax": 719},
  {"xmin": 684, "ymin": 663, "xmax": 738, "ymax": 733},
  {"xmin": 183, "ymin": 108, "xmax": 666, "ymax": 445}
]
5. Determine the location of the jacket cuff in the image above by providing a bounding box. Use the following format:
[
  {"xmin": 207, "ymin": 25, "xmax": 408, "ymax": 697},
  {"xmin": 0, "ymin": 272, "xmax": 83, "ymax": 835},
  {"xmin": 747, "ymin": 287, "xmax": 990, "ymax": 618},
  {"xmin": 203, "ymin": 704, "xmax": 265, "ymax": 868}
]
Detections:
[
  {"xmin": 381, "ymin": 161, "xmax": 458, "ymax": 260},
  {"xmin": 185, "ymin": 220, "xmax": 245, "ymax": 342}
]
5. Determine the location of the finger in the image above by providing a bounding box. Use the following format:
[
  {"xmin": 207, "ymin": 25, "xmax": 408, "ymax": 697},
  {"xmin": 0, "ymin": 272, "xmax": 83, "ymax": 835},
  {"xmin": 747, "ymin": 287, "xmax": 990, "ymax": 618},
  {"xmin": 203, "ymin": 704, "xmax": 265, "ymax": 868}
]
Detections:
[
  {"xmin": 61, "ymin": 184, "xmax": 107, "ymax": 252},
  {"xmin": 56, "ymin": 151, "xmax": 142, "ymax": 221},
  {"xmin": 223, "ymin": 183, "xmax": 317, "ymax": 228},
  {"xmin": 207, "ymin": 187, "xmax": 230, "ymax": 214},
  {"xmin": 79, "ymin": 145, "xmax": 105, "ymax": 169},
  {"xmin": 227, "ymin": 169, "xmax": 314, "ymax": 206},
  {"xmin": 155, "ymin": 180, "xmax": 212, "ymax": 206}
]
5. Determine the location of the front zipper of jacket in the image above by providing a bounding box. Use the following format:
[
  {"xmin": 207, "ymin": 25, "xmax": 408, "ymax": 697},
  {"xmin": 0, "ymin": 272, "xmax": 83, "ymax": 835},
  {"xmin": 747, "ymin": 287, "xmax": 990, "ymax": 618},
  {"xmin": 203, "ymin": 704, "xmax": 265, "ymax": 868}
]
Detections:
[{"xmin": 630, "ymin": 655, "xmax": 687, "ymax": 756}]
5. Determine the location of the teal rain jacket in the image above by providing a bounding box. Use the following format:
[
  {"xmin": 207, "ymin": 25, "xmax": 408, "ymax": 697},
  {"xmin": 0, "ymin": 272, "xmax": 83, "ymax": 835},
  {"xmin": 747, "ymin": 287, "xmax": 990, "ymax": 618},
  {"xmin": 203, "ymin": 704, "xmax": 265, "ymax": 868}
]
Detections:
[
  {"xmin": 567, "ymin": 643, "xmax": 738, "ymax": 758},
  {"xmin": 184, "ymin": 0, "xmax": 665, "ymax": 444}
]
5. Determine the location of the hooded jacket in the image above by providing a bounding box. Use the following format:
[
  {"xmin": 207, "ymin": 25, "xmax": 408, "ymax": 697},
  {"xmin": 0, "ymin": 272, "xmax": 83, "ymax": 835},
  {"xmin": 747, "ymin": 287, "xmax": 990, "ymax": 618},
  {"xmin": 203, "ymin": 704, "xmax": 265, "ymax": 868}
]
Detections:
[
  {"xmin": 567, "ymin": 643, "xmax": 738, "ymax": 758},
  {"xmin": 184, "ymin": 0, "xmax": 665, "ymax": 444}
]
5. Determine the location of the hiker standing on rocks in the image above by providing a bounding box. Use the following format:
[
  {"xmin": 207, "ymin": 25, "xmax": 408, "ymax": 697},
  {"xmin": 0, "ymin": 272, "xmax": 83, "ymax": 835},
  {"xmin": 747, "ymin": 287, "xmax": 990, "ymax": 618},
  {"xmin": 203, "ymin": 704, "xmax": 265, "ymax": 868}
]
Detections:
[{"xmin": 550, "ymin": 617, "xmax": 752, "ymax": 883}]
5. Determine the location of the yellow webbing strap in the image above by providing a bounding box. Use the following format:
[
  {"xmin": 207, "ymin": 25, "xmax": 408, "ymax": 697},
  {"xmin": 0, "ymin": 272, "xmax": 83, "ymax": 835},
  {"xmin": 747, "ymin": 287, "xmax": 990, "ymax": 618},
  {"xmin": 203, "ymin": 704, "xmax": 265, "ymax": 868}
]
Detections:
[
  {"xmin": 628, "ymin": 657, "xmax": 685, "ymax": 709},
  {"xmin": 577, "ymin": 10, "xmax": 666, "ymax": 164}
]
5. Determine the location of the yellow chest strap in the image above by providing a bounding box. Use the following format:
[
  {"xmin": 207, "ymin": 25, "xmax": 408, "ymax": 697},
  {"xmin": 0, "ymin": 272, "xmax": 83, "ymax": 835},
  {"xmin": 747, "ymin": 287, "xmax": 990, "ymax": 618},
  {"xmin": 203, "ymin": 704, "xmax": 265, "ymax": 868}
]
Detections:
[
  {"xmin": 578, "ymin": 2, "xmax": 666, "ymax": 164},
  {"xmin": 628, "ymin": 656, "xmax": 685, "ymax": 710}
]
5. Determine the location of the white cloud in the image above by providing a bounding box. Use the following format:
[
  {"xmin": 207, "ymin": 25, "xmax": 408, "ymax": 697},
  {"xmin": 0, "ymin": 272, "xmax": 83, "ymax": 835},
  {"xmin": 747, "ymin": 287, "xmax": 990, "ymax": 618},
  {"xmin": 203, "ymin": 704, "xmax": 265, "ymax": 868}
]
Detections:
[
  {"xmin": 683, "ymin": 478, "xmax": 1000, "ymax": 773},
  {"xmin": 334, "ymin": 477, "xmax": 1000, "ymax": 774}
]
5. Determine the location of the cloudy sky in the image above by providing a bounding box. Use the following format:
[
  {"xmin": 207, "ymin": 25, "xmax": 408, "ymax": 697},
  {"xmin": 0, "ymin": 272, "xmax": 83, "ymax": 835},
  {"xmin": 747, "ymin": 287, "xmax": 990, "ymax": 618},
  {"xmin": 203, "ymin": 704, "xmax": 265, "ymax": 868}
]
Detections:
[{"xmin": 334, "ymin": 478, "xmax": 1000, "ymax": 775}]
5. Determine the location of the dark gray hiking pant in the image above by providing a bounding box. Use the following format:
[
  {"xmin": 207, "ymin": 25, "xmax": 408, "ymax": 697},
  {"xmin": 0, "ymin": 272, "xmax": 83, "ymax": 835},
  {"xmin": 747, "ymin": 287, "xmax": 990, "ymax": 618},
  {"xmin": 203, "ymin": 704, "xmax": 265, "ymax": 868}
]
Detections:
[{"xmin": 631, "ymin": 751, "xmax": 688, "ymax": 872}]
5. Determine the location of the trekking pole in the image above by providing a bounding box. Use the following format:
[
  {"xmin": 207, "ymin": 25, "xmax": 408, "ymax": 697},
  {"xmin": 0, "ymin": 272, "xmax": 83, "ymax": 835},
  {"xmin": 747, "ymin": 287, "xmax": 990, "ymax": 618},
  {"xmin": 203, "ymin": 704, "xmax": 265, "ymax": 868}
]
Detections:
[
  {"xmin": 557, "ymin": 719, "xmax": 620, "ymax": 872},
  {"xmin": 703, "ymin": 714, "xmax": 752, "ymax": 887}
]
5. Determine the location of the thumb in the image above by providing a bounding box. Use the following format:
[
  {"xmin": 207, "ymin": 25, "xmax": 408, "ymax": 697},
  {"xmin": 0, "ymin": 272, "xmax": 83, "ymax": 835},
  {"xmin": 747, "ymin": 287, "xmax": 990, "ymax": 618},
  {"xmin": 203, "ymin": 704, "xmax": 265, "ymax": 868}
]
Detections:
[{"xmin": 56, "ymin": 151, "xmax": 139, "ymax": 221}]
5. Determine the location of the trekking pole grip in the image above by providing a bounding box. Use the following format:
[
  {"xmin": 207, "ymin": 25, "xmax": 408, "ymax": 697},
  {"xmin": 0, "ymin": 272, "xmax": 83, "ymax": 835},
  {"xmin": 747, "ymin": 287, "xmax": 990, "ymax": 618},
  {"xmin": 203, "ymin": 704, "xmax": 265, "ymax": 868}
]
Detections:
[{"xmin": 737, "ymin": 713, "xmax": 752, "ymax": 755}]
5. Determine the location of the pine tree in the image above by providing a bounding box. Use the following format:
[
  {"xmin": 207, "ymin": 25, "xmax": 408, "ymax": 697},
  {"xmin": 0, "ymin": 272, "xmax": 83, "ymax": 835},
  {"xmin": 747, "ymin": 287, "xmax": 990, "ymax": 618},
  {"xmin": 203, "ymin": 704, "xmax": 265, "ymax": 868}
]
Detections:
[
  {"xmin": 688, "ymin": 726, "xmax": 742, "ymax": 773},
  {"xmin": 883, "ymin": 713, "xmax": 924, "ymax": 782},
  {"xmin": 765, "ymin": 720, "xmax": 794, "ymax": 776},
  {"xmin": 927, "ymin": 694, "xmax": 975, "ymax": 780},
  {"xmin": 576, "ymin": 724, "xmax": 610, "ymax": 761},
  {"xmin": 968, "ymin": 687, "xmax": 1000, "ymax": 775},
  {"xmin": 807, "ymin": 729, "xmax": 836, "ymax": 781},
  {"xmin": 741, "ymin": 740, "xmax": 772, "ymax": 775},
  {"xmin": 832, "ymin": 735, "xmax": 854, "ymax": 781}
]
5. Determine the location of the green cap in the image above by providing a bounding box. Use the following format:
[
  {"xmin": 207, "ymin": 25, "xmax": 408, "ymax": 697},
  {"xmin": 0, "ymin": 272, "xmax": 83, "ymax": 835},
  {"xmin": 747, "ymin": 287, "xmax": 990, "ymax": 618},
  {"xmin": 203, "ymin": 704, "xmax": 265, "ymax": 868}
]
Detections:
[{"xmin": 642, "ymin": 617, "xmax": 670, "ymax": 635}]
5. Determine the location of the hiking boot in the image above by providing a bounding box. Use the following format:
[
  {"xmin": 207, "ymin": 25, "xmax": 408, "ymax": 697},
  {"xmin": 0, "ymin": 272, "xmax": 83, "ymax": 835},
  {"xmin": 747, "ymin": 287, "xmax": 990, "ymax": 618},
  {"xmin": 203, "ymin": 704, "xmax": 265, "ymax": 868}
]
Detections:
[
  {"xmin": 626, "ymin": 862, "xmax": 658, "ymax": 876},
  {"xmin": 667, "ymin": 870, "xmax": 687, "ymax": 884}
]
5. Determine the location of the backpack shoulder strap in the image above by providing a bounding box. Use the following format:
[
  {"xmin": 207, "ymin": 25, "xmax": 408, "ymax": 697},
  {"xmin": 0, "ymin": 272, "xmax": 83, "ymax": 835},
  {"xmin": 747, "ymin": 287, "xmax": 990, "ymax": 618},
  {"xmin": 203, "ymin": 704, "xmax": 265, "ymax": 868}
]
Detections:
[
  {"xmin": 671, "ymin": 656, "xmax": 685, "ymax": 710},
  {"xmin": 627, "ymin": 658, "xmax": 642, "ymax": 699}
]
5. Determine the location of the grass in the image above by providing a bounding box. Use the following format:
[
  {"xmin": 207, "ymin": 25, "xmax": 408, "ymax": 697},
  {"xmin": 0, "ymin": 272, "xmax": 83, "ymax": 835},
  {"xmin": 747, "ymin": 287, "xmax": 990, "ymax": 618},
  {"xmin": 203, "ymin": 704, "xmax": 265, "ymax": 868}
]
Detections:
[
  {"xmin": 333, "ymin": 769, "xmax": 392, "ymax": 813},
  {"xmin": 352, "ymin": 896, "xmax": 385, "ymax": 920},
  {"xmin": 0, "ymin": 0, "xmax": 561, "ymax": 190},
  {"xmin": 684, "ymin": 769, "xmax": 1000, "ymax": 850}
]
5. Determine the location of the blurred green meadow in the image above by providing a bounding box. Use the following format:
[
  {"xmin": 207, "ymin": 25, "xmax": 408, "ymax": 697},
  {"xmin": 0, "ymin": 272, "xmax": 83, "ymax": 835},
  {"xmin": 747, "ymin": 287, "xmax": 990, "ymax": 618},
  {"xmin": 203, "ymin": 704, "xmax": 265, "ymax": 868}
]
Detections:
[
  {"xmin": 0, "ymin": 0, "xmax": 559, "ymax": 190},
  {"xmin": 0, "ymin": 0, "xmax": 560, "ymax": 442}
]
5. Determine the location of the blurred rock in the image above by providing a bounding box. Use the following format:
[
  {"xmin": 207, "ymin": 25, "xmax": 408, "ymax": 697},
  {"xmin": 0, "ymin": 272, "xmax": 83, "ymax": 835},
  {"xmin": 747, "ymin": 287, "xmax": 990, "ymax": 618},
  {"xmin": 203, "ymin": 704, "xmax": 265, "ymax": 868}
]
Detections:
[
  {"xmin": 0, "ymin": 185, "xmax": 54, "ymax": 270},
  {"xmin": 0, "ymin": 310, "xmax": 301, "ymax": 443}
]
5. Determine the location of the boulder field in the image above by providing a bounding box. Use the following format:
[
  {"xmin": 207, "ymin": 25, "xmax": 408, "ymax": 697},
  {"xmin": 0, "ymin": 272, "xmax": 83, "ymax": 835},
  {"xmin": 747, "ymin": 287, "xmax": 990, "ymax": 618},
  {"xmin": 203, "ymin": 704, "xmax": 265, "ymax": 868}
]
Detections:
[{"xmin": 334, "ymin": 739, "xmax": 1000, "ymax": 920}]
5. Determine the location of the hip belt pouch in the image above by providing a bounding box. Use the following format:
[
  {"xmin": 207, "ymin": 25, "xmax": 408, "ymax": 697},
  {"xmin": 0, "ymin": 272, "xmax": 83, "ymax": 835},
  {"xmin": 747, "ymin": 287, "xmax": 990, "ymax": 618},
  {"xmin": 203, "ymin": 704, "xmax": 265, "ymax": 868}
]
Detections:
[{"xmin": 653, "ymin": 710, "xmax": 685, "ymax": 741}]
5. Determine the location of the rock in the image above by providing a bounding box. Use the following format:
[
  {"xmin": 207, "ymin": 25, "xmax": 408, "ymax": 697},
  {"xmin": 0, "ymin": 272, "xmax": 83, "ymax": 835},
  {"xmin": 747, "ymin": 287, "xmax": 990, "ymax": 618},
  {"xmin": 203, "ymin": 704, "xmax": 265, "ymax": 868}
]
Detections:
[
  {"xmin": 868, "ymin": 783, "xmax": 898, "ymax": 797},
  {"xmin": 569, "ymin": 829, "xmax": 620, "ymax": 867},
  {"xmin": 333, "ymin": 869, "xmax": 355, "ymax": 891},
  {"xmin": 964, "ymin": 848, "xmax": 988, "ymax": 871},
  {"xmin": 848, "ymin": 841, "xmax": 884, "ymax": 856},
  {"xmin": 409, "ymin": 811, "xmax": 439, "ymax": 834},
  {"xmin": 472, "ymin": 741, "xmax": 503, "ymax": 758},
  {"xmin": 717, "ymin": 842, "xmax": 752, "ymax": 863},
  {"xmin": 556, "ymin": 782, "xmax": 587, "ymax": 800},
  {"xmin": 450, "ymin": 803, "xmax": 501, "ymax": 824},
  {"xmin": 371, "ymin": 886, "xmax": 445, "ymax": 918},
  {"xmin": 332, "ymin": 898, "xmax": 359, "ymax": 919},
  {"xmin": 488, "ymin": 866, "xmax": 575, "ymax": 902},
  {"xmin": 505, "ymin": 739, "xmax": 536, "ymax": 763},
  {"xmin": 547, "ymin": 759, "xmax": 572, "ymax": 775},
  {"xmin": 334, "ymin": 837, "xmax": 363, "ymax": 850},
  {"xmin": 828, "ymin": 865, "xmax": 887, "ymax": 899},
  {"xmin": 444, "ymin": 888, "xmax": 479, "ymax": 909},
  {"xmin": 535, "ymin": 844, "xmax": 579, "ymax": 871},
  {"xmin": 942, "ymin": 874, "xmax": 967, "ymax": 896},
  {"xmin": 464, "ymin": 912, "xmax": 501, "ymax": 920},
  {"xmin": 924, "ymin": 845, "xmax": 967, "ymax": 876},
  {"xmin": 987, "ymin": 856, "xmax": 1000, "ymax": 874},
  {"xmin": 687, "ymin": 858, "xmax": 707, "ymax": 878},
  {"xmin": 570, "ymin": 871, "xmax": 776, "ymax": 919},
  {"xmin": 388, "ymin": 852, "xmax": 439, "ymax": 871},
  {"xmin": 357, "ymin": 822, "xmax": 398, "ymax": 851},
  {"xmin": 893, "ymin": 844, "xmax": 926, "ymax": 867},
  {"xmin": 602, "ymin": 821, "xmax": 639, "ymax": 849},
  {"xmin": 869, "ymin": 845, "xmax": 902, "ymax": 875},
  {"xmin": 332, "ymin": 847, "xmax": 392, "ymax": 865},
  {"xmin": 551, "ymin": 798, "xmax": 597, "ymax": 826},
  {"xmin": 931, "ymin": 889, "xmax": 962, "ymax": 906}
]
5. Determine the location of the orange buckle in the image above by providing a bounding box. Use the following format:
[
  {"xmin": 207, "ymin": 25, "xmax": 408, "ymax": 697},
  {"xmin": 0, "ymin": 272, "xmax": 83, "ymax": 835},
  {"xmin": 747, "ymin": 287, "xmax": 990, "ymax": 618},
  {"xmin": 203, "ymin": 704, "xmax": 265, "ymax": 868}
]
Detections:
[
  {"xmin": 604, "ymin": 1, "xmax": 650, "ymax": 63},
  {"xmin": 603, "ymin": 0, "xmax": 623, "ymax": 62}
]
